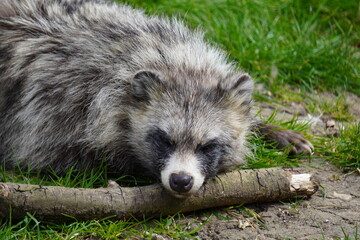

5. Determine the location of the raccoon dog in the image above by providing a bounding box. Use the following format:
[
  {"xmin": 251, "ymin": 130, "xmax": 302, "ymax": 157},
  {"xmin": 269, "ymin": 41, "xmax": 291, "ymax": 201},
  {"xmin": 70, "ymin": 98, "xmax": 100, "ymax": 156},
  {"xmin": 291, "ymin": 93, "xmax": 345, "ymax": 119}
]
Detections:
[{"xmin": 0, "ymin": 0, "xmax": 313, "ymax": 197}]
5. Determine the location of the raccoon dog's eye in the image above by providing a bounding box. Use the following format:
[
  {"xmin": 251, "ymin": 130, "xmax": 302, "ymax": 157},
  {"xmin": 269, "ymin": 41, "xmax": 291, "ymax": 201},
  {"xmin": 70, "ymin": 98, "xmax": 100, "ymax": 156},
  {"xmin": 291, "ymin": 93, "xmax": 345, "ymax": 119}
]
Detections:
[
  {"xmin": 147, "ymin": 129, "xmax": 176, "ymax": 158},
  {"xmin": 197, "ymin": 140, "xmax": 224, "ymax": 158},
  {"xmin": 154, "ymin": 132, "xmax": 174, "ymax": 150}
]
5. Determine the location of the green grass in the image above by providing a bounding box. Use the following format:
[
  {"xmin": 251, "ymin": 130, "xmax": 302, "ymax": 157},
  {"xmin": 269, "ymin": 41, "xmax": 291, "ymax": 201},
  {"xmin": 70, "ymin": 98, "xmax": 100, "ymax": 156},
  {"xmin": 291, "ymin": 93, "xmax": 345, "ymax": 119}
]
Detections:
[
  {"xmin": 0, "ymin": 213, "xmax": 203, "ymax": 239},
  {"xmin": 316, "ymin": 122, "xmax": 360, "ymax": 170},
  {"xmin": 1, "ymin": 0, "xmax": 360, "ymax": 238}
]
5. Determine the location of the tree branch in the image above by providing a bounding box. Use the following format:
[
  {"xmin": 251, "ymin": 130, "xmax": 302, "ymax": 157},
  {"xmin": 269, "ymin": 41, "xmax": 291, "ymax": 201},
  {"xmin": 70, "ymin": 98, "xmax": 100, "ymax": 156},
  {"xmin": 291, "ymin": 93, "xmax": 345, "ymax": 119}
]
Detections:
[{"xmin": 0, "ymin": 168, "xmax": 318, "ymax": 221}]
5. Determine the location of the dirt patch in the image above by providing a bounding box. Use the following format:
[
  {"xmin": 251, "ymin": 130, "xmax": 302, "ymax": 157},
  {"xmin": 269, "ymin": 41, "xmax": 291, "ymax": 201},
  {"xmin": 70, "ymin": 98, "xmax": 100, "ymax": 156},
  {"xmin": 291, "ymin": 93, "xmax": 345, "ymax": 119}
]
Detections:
[
  {"xmin": 195, "ymin": 163, "xmax": 359, "ymax": 239},
  {"xmin": 189, "ymin": 92, "xmax": 360, "ymax": 239},
  {"xmin": 345, "ymin": 92, "xmax": 360, "ymax": 120}
]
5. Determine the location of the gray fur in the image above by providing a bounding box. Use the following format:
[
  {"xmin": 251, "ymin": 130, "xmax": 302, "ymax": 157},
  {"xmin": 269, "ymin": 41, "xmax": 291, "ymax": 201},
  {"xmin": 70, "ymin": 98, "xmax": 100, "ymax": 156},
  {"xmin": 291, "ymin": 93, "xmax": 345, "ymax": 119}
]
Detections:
[{"xmin": 0, "ymin": 0, "xmax": 253, "ymax": 196}]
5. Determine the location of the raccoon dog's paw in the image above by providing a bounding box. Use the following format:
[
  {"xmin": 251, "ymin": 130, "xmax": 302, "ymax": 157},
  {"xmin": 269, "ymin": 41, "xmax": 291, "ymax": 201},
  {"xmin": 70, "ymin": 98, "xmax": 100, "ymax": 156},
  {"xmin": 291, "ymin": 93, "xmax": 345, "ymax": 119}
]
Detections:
[
  {"xmin": 268, "ymin": 128, "xmax": 314, "ymax": 155},
  {"xmin": 255, "ymin": 123, "xmax": 314, "ymax": 155}
]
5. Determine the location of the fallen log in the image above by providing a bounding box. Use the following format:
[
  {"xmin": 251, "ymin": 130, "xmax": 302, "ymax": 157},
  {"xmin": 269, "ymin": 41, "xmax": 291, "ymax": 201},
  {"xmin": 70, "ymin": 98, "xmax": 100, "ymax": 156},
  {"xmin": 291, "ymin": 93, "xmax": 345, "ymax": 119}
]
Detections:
[{"xmin": 0, "ymin": 168, "xmax": 318, "ymax": 221}]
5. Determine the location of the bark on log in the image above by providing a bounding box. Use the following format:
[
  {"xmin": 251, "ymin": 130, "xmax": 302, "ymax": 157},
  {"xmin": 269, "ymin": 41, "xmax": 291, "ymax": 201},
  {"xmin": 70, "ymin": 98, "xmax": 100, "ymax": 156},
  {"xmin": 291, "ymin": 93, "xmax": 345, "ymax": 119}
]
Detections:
[{"xmin": 0, "ymin": 168, "xmax": 318, "ymax": 221}]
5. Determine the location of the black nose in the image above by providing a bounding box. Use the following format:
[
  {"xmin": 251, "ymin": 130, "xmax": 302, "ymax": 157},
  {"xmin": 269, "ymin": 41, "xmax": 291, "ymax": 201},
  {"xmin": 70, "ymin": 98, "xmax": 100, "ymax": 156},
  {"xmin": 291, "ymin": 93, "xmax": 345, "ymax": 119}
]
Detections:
[{"xmin": 169, "ymin": 173, "xmax": 194, "ymax": 193}]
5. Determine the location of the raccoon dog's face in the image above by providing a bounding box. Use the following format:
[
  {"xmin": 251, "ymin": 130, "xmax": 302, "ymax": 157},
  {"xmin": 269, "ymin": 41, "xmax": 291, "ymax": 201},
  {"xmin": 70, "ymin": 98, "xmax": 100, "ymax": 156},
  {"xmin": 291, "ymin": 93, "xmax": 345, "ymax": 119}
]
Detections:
[{"xmin": 129, "ymin": 70, "xmax": 253, "ymax": 198}]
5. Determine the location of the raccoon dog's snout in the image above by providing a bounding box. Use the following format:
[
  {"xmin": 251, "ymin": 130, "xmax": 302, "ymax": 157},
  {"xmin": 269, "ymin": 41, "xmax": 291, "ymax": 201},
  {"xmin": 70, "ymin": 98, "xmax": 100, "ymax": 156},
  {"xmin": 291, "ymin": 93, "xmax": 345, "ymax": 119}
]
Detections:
[
  {"xmin": 160, "ymin": 152, "xmax": 206, "ymax": 198},
  {"xmin": 169, "ymin": 173, "xmax": 194, "ymax": 193}
]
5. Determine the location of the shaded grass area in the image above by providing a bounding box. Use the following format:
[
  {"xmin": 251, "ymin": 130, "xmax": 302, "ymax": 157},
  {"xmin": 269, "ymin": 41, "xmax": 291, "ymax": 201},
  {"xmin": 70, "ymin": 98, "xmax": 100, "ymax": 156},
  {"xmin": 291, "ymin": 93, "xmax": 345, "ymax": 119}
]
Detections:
[
  {"xmin": 254, "ymin": 86, "xmax": 357, "ymax": 122},
  {"xmin": 1, "ymin": 0, "xmax": 359, "ymax": 238}
]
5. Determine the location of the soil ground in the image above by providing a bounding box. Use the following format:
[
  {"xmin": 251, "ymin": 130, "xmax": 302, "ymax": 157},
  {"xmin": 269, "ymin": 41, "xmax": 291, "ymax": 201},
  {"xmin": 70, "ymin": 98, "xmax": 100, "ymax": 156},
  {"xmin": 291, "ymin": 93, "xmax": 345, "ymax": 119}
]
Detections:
[
  {"xmin": 187, "ymin": 92, "xmax": 360, "ymax": 240},
  {"xmin": 194, "ymin": 163, "xmax": 359, "ymax": 240}
]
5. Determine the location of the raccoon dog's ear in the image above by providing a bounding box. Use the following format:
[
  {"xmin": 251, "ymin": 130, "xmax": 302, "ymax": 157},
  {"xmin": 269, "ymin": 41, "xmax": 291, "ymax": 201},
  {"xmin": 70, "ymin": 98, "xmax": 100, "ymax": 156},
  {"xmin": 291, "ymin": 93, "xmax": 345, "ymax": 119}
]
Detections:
[
  {"xmin": 132, "ymin": 71, "xmax": 162, "ymax": 101},
  {"xmin": 228, "ymin": 72, "xmax": 254, "ymax": 100}
]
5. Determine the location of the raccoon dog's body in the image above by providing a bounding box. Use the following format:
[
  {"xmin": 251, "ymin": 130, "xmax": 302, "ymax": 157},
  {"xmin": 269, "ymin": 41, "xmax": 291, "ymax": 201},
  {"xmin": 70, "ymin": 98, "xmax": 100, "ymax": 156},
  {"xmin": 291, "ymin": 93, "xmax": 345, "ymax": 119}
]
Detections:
[{"xmin": 0, "ymin": 0, "xmax": 311, "ymax": 197}]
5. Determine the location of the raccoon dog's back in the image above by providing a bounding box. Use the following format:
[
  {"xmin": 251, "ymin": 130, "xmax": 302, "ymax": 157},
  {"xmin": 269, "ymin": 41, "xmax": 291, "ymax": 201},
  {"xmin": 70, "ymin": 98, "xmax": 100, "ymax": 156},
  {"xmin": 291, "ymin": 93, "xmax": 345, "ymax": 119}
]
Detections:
[{"xmin": 0, "ymin": 0, "xmax": 253, "ymax": 196}]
